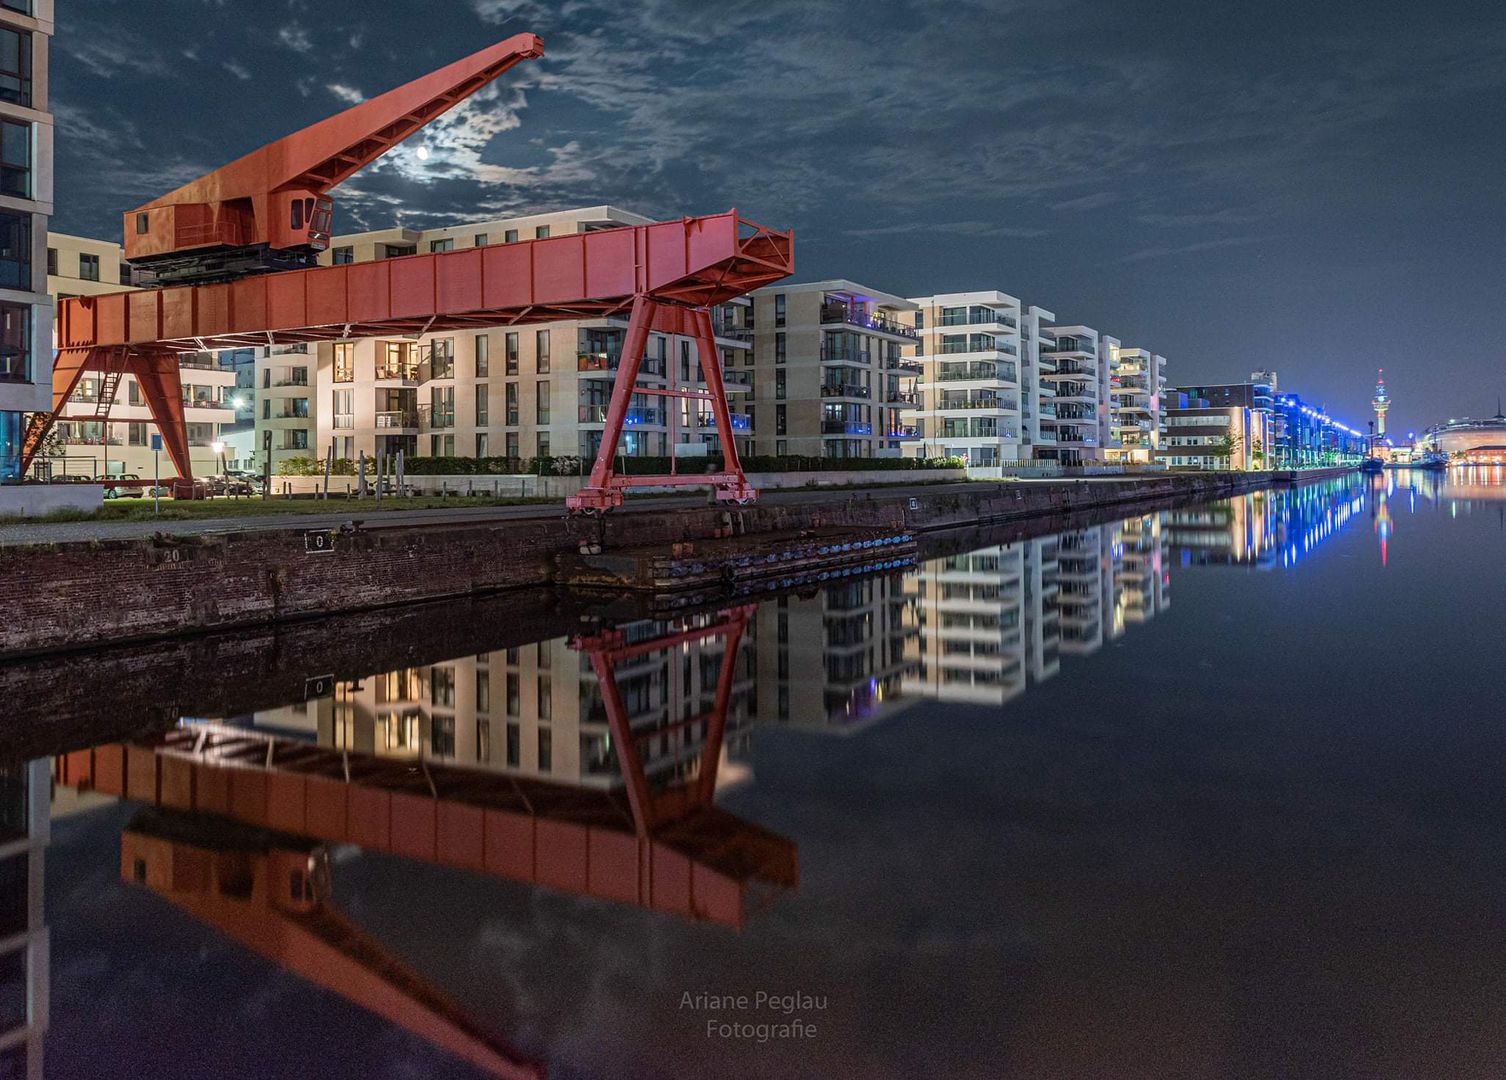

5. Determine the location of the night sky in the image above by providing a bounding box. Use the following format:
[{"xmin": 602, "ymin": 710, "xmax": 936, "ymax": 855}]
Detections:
[{"xmin": 48, "ymin": 0, "xmax": 1506, "ymax": 436}]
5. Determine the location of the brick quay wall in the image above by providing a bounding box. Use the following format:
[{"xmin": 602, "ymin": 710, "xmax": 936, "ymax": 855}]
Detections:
[{"xmin": 0, "ymin": 469, "xmax": 1354, "ymax": 658}]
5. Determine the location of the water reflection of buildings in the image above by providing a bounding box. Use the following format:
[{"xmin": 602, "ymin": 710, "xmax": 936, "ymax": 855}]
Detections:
[
  {"xmin": 904, "ymin": 515, "xmax": 1171, "ymax": 704},
  {"xmin": 253, "ymin": 609, "xmax": 758, "ymax": 792},
  {"xmin": 755, "ymin": 575, "xmax": 915, "ymax": 734},
  {"xmin": 1167, "ymin": 479, "xmax": 1366, "ymax": 569},
  {"xmin": 0, "ymin": 761, "xmax": 47, "ymax": 1080}
]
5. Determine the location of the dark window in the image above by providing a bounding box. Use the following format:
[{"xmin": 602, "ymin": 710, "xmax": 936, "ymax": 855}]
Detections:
[
  {"xmin": 0, "ymin": 2, "xmax": 31, "ymax": 16},
  {"xmin": 774, "ymin": 293, "xmax": 786, "ymax": 328},
  {"xmin": 534, "ymin": 225, "xmax": 550, "ymax": 240},
  {"xmin": 431, "ymin": 716, "xmax": 455, "ymax": 758},
  {"xmin": 505, "ymin": 332, "xmax": 519, "ymax": 374},
  {"xmin": 503, "ymin": 229, "xmax": 519, "ymax": 244},
  {"xmin": 0, "ymin": 27, "xmax": 31, "ymax": 108},
  {"xmin": 474, "ymin": 334, "xmax": 489, "ymax": 377},
  {"xmin": 78, "ymin": 253, "xmax": 100, "ymax": 282},
  {"xmin": 0, "ymin": 300, "xmax": 29, "ymax": 383},
  {"xmin": 536, "ymin": 381, "xmax": 549, "ymax": 424},
  {"xmin": 476, "ymin": 718, "xmax": 491, "ymax": 761},
  {"xmin": 430, "ymin": 338, "xmax": 454, "ymax": 379},
  {"xmin": 474, "ymin": 233, "xmax": 488, "ymax": 247},
  {"xmin": 44, "ymin": 246, "xmax": 53, "ymax": 275},
  {"xmin": 535, "ymin": 330, "xmax": 550, "ymax": 373},
  {"xmin": 537, "ymin": 727, "xmax": 552, "ymax": 772},
  {"xmin": 0, "ymin": 120, "xmax": 27, "ymax": 198},
  {"xmin": 429, "ymin": 238, "xmax": 454, "ymax": 253},
  {"xmin": 290, "ymin": 200, "xmax": 304, "ymax": 230},
  {"xmin": 332, "ymin": 246, "xmax": 353, "ymax": 265},
  {"xmin": 136, "ymin": 212, "xmax": 149, "ymax": 235},
  {"xmin": 505, "ymin": 722, "xmax": 520, "ymax": 766},
  {"xmin": 0, "ymin": 210, "xmax": 31, "ymax": 289}
]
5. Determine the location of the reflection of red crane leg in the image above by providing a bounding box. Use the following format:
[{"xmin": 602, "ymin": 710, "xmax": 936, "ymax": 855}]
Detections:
[
  {"xmin": 585, "ymin": 644, "xmax": 658, "ymax": 838},
  {"xmin": 573, "ymin": 607, "xmax": 755, "ymax": 827}
]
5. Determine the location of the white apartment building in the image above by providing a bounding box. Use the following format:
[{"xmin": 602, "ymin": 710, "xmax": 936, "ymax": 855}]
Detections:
[
  {"xmin": 1107, "ymin": 347, "xmax": 1167, "ymax": 465},
  {"xmin": 43, "ymin": 232, "xmax": 239, "ymax": 478},
  {"xmin": 905, "ymin": 291, "xmax": 1025, "ymax": 471},
  {"xmin": 1041, "ymin": 325, "xmax": 1113, "ymax": 466},
  {"xmin": 749, "ymin": 280, "xmax": 920, "ymax": 459},
  {"xmin": 302, "ymin": 206, "xmax": 755, "ymax": 470},
  {"xmin": 254, "ymin": 344, "xmax": 315, "ymax": 471},
  {"xmin": 0, "ymin": 0, "xmax": 52, "ymax": 485}
]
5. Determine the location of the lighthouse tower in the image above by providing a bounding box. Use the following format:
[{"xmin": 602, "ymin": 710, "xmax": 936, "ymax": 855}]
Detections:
[{"xmin": 1372, "ymin": 368, "xmax": 1390, "ymax": 438}]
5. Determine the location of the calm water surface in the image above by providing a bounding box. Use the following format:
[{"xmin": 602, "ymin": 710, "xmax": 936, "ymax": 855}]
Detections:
[{"xmin": 7, "ymin": 470, "xmax": 1506, "ymax": 1079}]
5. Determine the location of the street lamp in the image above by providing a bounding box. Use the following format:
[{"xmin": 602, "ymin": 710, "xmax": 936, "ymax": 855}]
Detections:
[{"xmin": 211, "ymin": 439, "xmax": 226, "ymax": 478}]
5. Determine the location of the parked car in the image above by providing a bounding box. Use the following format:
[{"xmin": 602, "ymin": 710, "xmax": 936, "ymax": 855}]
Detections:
[{"xmin": 101, "ymin": 474, "xmax": 143, "ymax": 498}]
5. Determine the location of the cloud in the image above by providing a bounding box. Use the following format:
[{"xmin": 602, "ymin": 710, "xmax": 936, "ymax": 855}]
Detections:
[
  {"xmin": 846, "ymin": 220, "xmax": 1049, "ymax": 240},
  {"xmin": 1051, "ymin": 192, "xmax": 1120, "ymax": 212},
  {"xmin": 326, "ymin": 83, "xmax": 365, "ymax": 105},
  {"xmin": 222, "ymin": 60, "xmax": 252, "ymax": 81},
  {"xmin": 1136, "ymin": 208, "xmax": 1266, "ymax": 227},
  {"xmin": 1119, "ymin": 235, "xmax": 1274, "ymax": 263},
  {"xmin": 277, "ymin": 24, "xmax": 313, "ymax": 53}
]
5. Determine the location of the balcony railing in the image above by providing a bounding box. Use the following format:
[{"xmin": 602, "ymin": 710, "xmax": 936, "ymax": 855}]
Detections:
[
  {"xmin": 417, "ymin": 404, "xmax": 454, "ymax": 431},
  {"xmin": 713, "ymin": 325, "xmax": 754, "ymax": 343},
  {"xmin": 821, "ymin": 420, "xmax": 873, "ymax": 436},
  {"xmin": 888, "ymin": 425, "xmax": 919, "ymax": 439},
  {"xmin": 939, "ymin": 310, "xmax": 1017, "ymax": 328},
  {"xmin": 936, "ymin": 363, "xmax": 1012, "ymax": 382},
  {"xmin": 938, "ymin": 397, "xmax": 1019, "ymax": 411},
  {"xmin": 578, "ymin": 405, "xmax": 666, "ymax": 426},
  {"xmin": 696, "ymin": 413, "xmax": 752, "ymax": 431},
  {"xmin": 375, "ymin": 364, "xmax": 424, "ymax": 383},
  {"xmin": 821, "ymin": 302, "xmax": 918, "ymax": 340},
  {"xmin": 820, "ymin": 346, "xmax": 872, "ymax": 365},
  {"xmin": 888, "ymin": 357, "xmax": 924, "ymax": 374},
  {"xmin": 938, "ymin": 340, "xmax": 1018, "ymax": 356},
  {"xmin": 375, "ymin": 410, "xmax": 418, "ymax": 429},
  {"xmin": 820, "ymin": 384, "xmax": 871, "ymax": 399},
  {"xmin": 1045, "ymin": 338, "xmax": 1096, "ymax": 355},
  {"xmin": 887, "ymin": 391, "xmax": 919, "ymax": 405}
]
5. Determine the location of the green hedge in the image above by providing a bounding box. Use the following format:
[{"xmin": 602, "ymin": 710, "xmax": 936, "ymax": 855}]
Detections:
[{"xmin": 280, "ymin": 454, "xmax": 965, "ymax": 477}]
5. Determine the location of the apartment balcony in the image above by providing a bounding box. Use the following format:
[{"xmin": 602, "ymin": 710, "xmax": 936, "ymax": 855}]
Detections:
[
  {"xmin": 937, "ymin": 397, "xmax": 1019, "ymax": 412},
  {"xmin": 1056, "ymin": 433, "xmax": 1098, "ymax": 446},
  {"xmin": 578, "ymin": 405, "xmax": 667, "ymax": 426},
  {"xmin": 938, "ymin": 342, "xmax": 1019, "ymax": 358},
  {"xmin": 375, "ymin": 410, "xmax": 418, "ymax": 431},
  {"xmin": 374, "ymin": 365, "xmax": 423, "ymax": 386},
  {"xmin": 1116, "ymin": 419, "xmax": 1154, "ymax": 433},
  {"xmin": 820, "ymin": 384, "xmax": 871, "ymax": 399},
  {"xmin": 938, "ymin": 311, "xmax": 1017, "ymax": 329},
  {"xmin": 1044, "ymin": 338, "xmax": 1096, "ymax": 357},
  {"xmin": 935, "ymin": 363, "xmax": 1016, "ymax": 383},
  {"xmin": 1035, "ymin": 430, "xmax": 1058, "ymax": 442},
  {"xmin": 821, "ymin": 420, "xmax": 873, "ymax": 436},
  {"xmin": 888, "ymin": 357, "xmax": 924, "ymax": 375},
  {"xmin": 1053, "ymin": 387, "xmax": 1096, "ymax": 404},
  {"xmin": 713, "ymin": 325, "xmax": 754, "ymax": 344},
  {"xmin": 271, "ymin": 406, "xmax": 311, "ymax": 422},
  {"xmin": 1043, "ymin": 363, "xmax": 1097, "ymax": 380},
  {"xmin": 889, "ymin": 425, "xmax": 920, "ymax": 439},
  {"xmin": 820, "ymin": 346, "xmax": 873, "ymax": 366},
  {"xmin": 695, "ymin": 412, "xmax": 752, "ymax": 431},
  {"xmin": 821, "ymin": 302, "xmax": 919, "ymax": 341},
  {"xmin": 887, "ymin": 390, "xmax": 919, "ymax": 405}
]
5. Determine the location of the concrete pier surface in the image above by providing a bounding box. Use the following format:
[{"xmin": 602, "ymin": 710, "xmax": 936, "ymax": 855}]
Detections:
[{"xmin": 0, "ymin": 469, "xmax": 1353, "ymax": 657}]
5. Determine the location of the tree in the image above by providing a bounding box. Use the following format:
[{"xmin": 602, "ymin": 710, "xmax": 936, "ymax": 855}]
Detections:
[
  {"xmin": 1211, "ymin": 431, "xmax": 1244, "ymax": 469},
  {"xmin": 1252, "ymin": 438, "xmax": 1265, "ymax": 469}
]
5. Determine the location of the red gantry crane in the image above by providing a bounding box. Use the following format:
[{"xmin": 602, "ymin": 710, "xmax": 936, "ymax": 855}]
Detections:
[{"xmin": 25, "ymin": 33, "xmax": 792, "ymax": 508}]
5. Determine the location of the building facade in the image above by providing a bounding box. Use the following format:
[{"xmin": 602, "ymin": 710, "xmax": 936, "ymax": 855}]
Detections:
[
  {"xmin": 749, "ymin": 280, "xmax": 919, "ymax": 459},
  {"xmin": 904, "ymin": 291, "xmax": 1025, "ymax": 471},
  {"xmin": 1106, "ymin": 348, "xmax": 1167, "ymax": 464},
  {"xmin": 299, "ymin": 207, "xmax": 755, "ymax": 470},
  {"xmin": 44, "ymin": 232, "xmax": 239, "ymax": 479},
  {"xmin": 1156, "ymin": 392, "xmax": 1273, "ymax": 470},
  {"xmin": 0, "ymin": 0, "xmax": 52, "ymax": 482}
]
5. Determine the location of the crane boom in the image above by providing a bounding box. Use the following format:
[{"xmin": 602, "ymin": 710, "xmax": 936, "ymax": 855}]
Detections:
[{"xmin": 125, "ymin": 33, "xmax": 544, "ymax": 285}]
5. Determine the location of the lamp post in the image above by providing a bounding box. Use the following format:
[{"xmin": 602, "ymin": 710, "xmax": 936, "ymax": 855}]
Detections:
[{"xmin": 211, "ymin": 439, "xmax": 226, "ymax": 480}]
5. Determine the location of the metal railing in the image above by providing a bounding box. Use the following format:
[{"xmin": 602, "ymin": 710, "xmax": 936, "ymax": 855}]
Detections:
[
  {"xmin": 939, "ymin": 310, "xmax": 1017, "ymax": 328},
  {"xmin": 820, "ymin": 384, "xmax": 871, "ymax": 399},
  {"xmin": 936, "ymin": 363, "xmax": 1012, "ymax": 382},
  {"xmin": 938, "ymin": 397, "xmax": 1019, "ymax": 411},
  {"xmin": 375, "ymin": 410, "xmax": 418, "ymax": 429},
  {"xmin": 821, "ymin": 302, "xmax": 919, "ymax": 340},
  {"xmin": 821, "ymin": 420, "xmax": 873, "ymax": 435}
]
